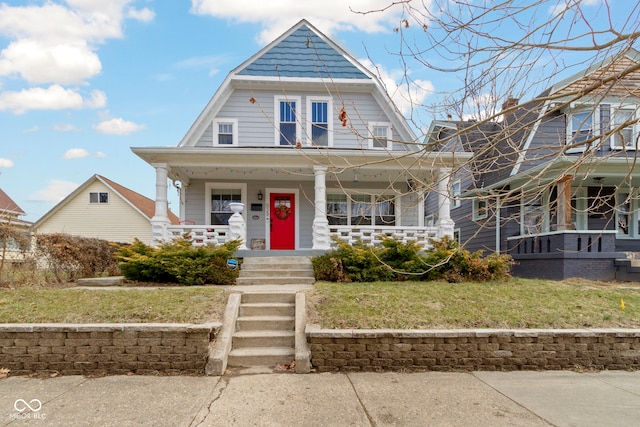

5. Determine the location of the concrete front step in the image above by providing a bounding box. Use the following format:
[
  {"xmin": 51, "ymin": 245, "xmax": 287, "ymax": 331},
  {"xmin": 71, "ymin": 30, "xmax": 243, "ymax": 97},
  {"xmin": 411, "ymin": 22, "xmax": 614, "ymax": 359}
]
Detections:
[
  {"xmin": 242, "ymin": 256, "xmax": 311, "ymax": 265},
  {"xmin": 240, "ymin": 302, "xmax": 294, "ymax": 317},
  {"xmin": 235, "ymin": 277, "xmax": 315, "ymax": 286},
  {"xmin": 232, "ymin": 330, "xmax": 295, "ymax": 348},
  {"xmin": 236, "ymin": 315, "xmax": 294, "ymax": 331},
  {"xmin": 239, "ymin": 268, "xmax": 314, "ymax": 278},
  {"xmin": 227, "ymin": 347, "xmax": 295, "ymax": 368},
  {"xmin": 240, "ymin": 292, "xmax": 295, "ymax": 304}
]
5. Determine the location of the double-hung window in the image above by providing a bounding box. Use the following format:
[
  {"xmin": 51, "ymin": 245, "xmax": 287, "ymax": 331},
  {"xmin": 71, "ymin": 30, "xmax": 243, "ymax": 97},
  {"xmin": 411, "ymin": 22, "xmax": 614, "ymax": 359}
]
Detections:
[
  {"xmin": 368, "ymin": 122, "xmax": 392, "ymax": 149},
  {"xmin": 566, "ymin": 107, "xmax": 595, "ymax": 152},
  {"xmin": 326, "ymin": 193, "xmax": 397, "ymax": 226},
  {"xmin": 307, "ymin": 97, "xmax": 332, "ymax": 146},
  {"xmin": 206, "ymin": 183, "xmax": 246, "ymax": 225},
  {"xmin": 473, "ymin": 199, "xmax": 488, "ymax": 221},
  {"xmin": 610, "ymin": 106, "xmax": 637, "ymax": 150},
  {"xmin": 450, "ymin": 180, "xmax": 461, "ymax": 209},
  {"xmin": 213, "ymin": 119, "xmax": 238, "ymax": 145},
  {"xmin": 275, "ymin": 96, "xmax": 300, "ymax": 146}
]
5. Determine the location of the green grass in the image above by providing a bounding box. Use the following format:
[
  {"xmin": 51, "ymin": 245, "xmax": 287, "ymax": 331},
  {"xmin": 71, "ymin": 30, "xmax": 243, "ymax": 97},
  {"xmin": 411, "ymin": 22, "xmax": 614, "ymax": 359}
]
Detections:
[
  {"xmin": 306, "ymin": 278, "xmax": 640, "ymax": 329},
  {"xmin": 0, "ymin": 287, "xmax": 227, "ymax": 323}
]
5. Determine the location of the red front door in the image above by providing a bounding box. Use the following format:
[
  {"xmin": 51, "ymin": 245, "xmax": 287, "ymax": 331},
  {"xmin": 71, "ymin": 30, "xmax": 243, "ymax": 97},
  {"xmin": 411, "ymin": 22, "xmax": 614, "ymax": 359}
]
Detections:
[{"xmin": 270, "ymin": 193, "xmax": 295, "ymax": 250}]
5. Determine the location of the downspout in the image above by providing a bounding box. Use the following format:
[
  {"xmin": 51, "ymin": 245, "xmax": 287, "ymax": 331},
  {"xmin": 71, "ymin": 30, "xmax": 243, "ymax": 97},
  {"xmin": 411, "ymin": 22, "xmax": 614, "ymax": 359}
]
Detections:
[{"xmin": 495, "ymin": 194, "xmax": 501, "ymax": 254}]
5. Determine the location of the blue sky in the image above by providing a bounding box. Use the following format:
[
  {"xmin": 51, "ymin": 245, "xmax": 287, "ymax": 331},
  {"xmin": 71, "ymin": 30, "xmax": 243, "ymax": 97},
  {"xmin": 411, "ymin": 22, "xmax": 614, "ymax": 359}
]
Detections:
[{"xmin": 0, "ymin": 0, "xmax": 634, "ymax": 222}]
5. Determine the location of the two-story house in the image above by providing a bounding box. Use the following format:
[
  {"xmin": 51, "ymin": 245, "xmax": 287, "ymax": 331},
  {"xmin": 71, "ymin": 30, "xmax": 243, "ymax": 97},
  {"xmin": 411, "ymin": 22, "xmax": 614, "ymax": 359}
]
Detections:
[
  {"xmin": 133, "ymin": 19, "xmax": 467, "ymax": 253},
  {"xmin": 426, "ymin": 49, "xmax": 640, "ymax": 281}
]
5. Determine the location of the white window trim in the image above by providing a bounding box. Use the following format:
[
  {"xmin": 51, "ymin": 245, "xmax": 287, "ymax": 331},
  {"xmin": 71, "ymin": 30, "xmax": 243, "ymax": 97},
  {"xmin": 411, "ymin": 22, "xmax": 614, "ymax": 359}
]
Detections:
[
  {"xmin": 565, "ymin": 104, "xmax": 598, "ymax": 153},
  {"xmin": 368, "ymin": 122, "xmax": 392, "ymax": 150},
  {"xmin": 609, "ymin": 105, "xmax": 638, "ymax": 151},
  {"xmin": 204, "ymin": 182, "xmax": 247, "ymax": 225},
  {"xmin": 327, "ymin": 190, "xmax": 400, "ymax": 226},
  {"xmin": 212, "ymin": 118, "xmax": 238, "ymax": 146},
  {"xmin": 615, "ymin": 189, "xmax": 638, "ymax": 238},
  {"xmin": 472, "ymin": 198, "xmax": 488, "ymax": 221},
  {"xmin": 274, "ymin": 96, "xmax": 302, "ymax": 146},
  {"xmin": 306, "ymin": 96, "xmax": 333, "ymax": 147},
  {"xmin": 425, "ymin": 214, "xmax": 434, "ymax": 227},
  {"xmin": 450, "ymin": 180, "xmax": 461, "ymax": 209}
]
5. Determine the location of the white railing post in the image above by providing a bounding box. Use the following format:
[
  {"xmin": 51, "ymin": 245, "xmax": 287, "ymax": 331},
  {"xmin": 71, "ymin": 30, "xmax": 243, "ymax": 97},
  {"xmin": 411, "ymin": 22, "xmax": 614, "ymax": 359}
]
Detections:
[
  {"xmin": 436, "ymin": 167, "xmax": 455, "ymax": 239},
  {"xmin": 312, "ymin": 165, "xmax": 331, "ymax": 250},
  {"xmin": 228, "ymin": 203, "xmax": 247, "ymax": 249}
]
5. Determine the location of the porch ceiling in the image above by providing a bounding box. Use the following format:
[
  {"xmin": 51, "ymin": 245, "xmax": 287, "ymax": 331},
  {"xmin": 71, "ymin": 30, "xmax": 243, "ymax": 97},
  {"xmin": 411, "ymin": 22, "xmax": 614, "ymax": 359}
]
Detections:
[{"xmin": 131, "ymin": 146, "xmax": 471, "ymax": 183}]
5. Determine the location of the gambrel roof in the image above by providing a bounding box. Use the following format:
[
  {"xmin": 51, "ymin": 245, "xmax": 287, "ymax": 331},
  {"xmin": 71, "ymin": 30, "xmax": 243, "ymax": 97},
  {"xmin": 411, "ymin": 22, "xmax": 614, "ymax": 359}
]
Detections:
[
  {"xmin": 178, "ymin": 19, "xmax": 416, "ymax": 148},
  {"xmin": 236, "ymin": 22, "xmax": 370, "ymax": 79}
]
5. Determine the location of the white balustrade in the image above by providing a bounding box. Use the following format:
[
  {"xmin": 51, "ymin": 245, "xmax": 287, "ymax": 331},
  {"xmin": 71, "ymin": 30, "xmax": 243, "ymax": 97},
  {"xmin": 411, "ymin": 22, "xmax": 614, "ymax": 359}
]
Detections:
[
  {"xmin": 329, "ymin": 226, "xmax": 439, "ymax": 249},
  {"xmin": 166, "ymin": 225, "xmax": 231, "ymax": 246}
]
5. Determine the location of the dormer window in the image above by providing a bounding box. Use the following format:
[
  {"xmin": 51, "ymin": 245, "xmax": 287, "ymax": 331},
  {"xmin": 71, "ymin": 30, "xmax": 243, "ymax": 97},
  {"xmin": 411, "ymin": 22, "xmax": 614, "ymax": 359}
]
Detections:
[
  {"xmin": 369, "ymin": 122, "xmax": 392, "ymax": 149},
  {"xmin": 566, "ymin": 107, "xmax": 595, "ymax": 152},
  {"xmin": 213, "ymin": 119, "xmax": 238, "ymax": 145},
  {"xmin": 610, "ymin": 106, "xmax": 637, "ymax": 150},
  {"xmin": 275, "ymin": 96, "xmax": 301, "ymax": 146}
]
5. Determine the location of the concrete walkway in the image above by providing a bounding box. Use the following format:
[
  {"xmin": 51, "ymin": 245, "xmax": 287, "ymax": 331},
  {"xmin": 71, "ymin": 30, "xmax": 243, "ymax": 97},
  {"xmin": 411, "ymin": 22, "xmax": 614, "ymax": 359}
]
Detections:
[{"xmin": 1, "ymin": 370, "xmax": 639, "ymax": 426}]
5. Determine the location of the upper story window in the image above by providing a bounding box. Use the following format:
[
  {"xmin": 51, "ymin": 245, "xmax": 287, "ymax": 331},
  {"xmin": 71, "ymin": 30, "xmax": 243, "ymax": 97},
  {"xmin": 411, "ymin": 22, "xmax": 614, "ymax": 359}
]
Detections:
[
  {"xmin": 610, "ymin": 106, "xmax": 637, "ymax": 150},
  {"xmin": 89, "ymin": 192, "xmax": 108, "ymax": 204},
  {"xmin": 450, "ymin": 180, "xmax": 461, "ymax": 209},
  {"xmin": 473, "ymin": 198, "xmax": 488, "ymax": 221},
  {"xmin": 566, "ymin": 107, "xmax": 595, "ymax": 152},
  {"xmin": 213, "ymin": 119, "xmax": 238, "ymax": 145},
  {"xmin": 307, "ymin": 97, "xmax": 332, "ymax": 146},
  {"xmin": 368, "ymin": 122, "xmax": 392, "ymax": 150},
  {"xmin": 275, "ymin": 96, "xmax": 301, "ymax": 146}
]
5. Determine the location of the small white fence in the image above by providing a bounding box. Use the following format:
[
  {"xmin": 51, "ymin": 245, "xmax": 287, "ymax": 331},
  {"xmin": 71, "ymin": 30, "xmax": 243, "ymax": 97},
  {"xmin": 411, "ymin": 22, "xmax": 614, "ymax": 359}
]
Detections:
[
  {"xmin": 167, "ymin": 225, "xmax": 231, "ymax": 246},
  {"xmin": 329, "ymin": 226, "xmax": 439, "ymax": 249}
]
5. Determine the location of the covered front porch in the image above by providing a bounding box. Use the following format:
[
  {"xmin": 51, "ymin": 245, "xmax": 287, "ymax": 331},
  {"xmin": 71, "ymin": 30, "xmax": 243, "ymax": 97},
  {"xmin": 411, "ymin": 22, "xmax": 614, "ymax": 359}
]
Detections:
[{"xmin": 132, "ymin": 146, "xmax": 469, "ymax": 252}]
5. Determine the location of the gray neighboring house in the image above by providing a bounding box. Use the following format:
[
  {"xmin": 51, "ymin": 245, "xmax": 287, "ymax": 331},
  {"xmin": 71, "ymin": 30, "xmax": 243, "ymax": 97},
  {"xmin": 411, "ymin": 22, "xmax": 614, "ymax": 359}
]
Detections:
[
  {"xmin": 425, "ymin": 48, "xmax": 640, "ymax": 281},
  {"xmin": 132, "ymin": 19, "xmax": 467, "ymax": 253}
]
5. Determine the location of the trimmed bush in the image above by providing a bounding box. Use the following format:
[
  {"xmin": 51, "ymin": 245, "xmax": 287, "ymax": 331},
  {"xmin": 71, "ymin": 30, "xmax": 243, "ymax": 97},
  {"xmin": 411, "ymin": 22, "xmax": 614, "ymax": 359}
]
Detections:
[
  {"xmin": 312, "ymin": 236, "xmax": 513, "ymax": 283},
  {"xmin": 117, "ymin": 238, "xmax": 241, "ymax": 286}
]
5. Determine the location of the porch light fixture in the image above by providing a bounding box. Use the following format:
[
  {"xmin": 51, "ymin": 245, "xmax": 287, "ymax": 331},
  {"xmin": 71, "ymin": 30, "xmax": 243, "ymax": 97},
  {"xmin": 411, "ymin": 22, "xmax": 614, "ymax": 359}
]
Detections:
[
  {"xmin": 257, "ymin": 190, "xmax": 263, "ymax": 200},
  {"xmin": 593, "ymin": 177, "xmax": 605, "ymax": 184},
  {"xmin": 353, "ymin": 170, "xmax": 359, "ymax": 183}
]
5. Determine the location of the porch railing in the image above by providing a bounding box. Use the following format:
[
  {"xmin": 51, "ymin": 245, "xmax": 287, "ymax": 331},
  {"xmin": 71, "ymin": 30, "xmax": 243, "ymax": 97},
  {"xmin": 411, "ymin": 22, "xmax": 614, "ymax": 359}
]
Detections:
[
  {"xmin": 329, "ymin": 226, "xmax": 439, "ymax": 248},
  {"xmin": 167, "ymin": 225, "xmax": 231, "ymax": 246},
  {"xmin": 506, "ymin": 230, "xmax": 617, "ymax": 255}
]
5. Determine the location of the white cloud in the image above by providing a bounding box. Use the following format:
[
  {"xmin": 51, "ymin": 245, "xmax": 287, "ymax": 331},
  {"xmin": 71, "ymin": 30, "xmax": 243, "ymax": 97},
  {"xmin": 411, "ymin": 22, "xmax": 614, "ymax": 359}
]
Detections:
[
  {"xmin": 53, "ymin": 123, "xmax": 81, "ymax": 132},
  {"xmin": 30, "ymin": 179, "xmax": 79, "ymax": 203},
  {"xmin": 0, "ymin": 158, "xmax": 14, "ymax": 168},
  {"xmin": 0, "ymin": 85, "xmax": 106, "ymax": 114},
  {"xmin": 95, "ymin": 151, "xmax": 107, "ymax": 158},
  {"xmin": 63, "ymin": 148, "xmax": 90, "ymax": 159},
  {"xmin": 190, "ymin": 0, "xmax": 406, "ymax": 43},
  {"xmin": 127, "ymin": 7, "xmax": 155, "ymax": 23},
  {"xmin": 360, "ymin": 59, "xmax": 433, "ymax": 115},
  {"xmin": 94, "ymin": 117, "xmax": 145, "ymax": 135}
]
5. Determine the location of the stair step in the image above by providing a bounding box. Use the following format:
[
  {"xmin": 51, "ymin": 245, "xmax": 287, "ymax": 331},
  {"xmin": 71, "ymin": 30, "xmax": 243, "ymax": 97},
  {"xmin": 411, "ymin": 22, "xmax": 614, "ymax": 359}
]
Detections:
[
  {"xmin": 236, "ymin": 315, "xmax": 294, "ymax": 331},
  {"xmin": 235, "ymin": 277, "xmax": 315, "ymax": 286},
  {"xmin": 227, "ymin": 347, "xmax": 295, "ymax": 367},
  {"xmin": 232, "ymin": 330, "xmax": 295, "ymax": 348},
  {"xmin": 240, "ymin": 302, "xmax": 294, "ymax": 317},
  {"xmin": 239, "ymin": 268, "xmax": 314, "ymax": 277},
  {"xmin": 242, "ymin": 256, "xmax": 311, "ymax": 265},
  {"xmin": 241, "ymin": 292, "xmax": 296, "ymax": 304}
]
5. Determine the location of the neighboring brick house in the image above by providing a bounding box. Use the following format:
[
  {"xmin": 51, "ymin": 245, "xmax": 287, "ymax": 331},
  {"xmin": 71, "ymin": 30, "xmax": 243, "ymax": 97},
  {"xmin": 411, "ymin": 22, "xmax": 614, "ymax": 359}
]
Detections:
[
  {"xmin": 0, "ymin": 187, "xmax": 32, "ymax": 264},
  {"xmin": 425, "ymin": 48, "xmax": 640, "ymax": 281},
  {"xmin": 32, "ymin": 175, "xmax": 179, "ymax": 245}
]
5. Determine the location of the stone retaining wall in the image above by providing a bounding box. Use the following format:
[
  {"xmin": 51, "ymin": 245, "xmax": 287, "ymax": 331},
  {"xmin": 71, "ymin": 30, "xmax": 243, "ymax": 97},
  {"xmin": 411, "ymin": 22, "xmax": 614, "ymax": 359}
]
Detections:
[
  {"xmin": 308, "ymin": 328, "xmax": 640, "ymax": 372},
  {"xmin": 0, "ymin": 323, "xmax": 219, "ymax": 376}
]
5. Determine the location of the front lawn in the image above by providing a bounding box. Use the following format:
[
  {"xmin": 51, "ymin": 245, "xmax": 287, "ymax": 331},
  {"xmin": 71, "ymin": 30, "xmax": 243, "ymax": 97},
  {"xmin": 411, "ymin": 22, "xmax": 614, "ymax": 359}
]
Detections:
[
  {"xmin": 0, "ymin": 287, "xmax": 227, "ymax": 323},
  {"xmin": 306, "ymin": 278, "xmax": 640, "ymax": 329}
]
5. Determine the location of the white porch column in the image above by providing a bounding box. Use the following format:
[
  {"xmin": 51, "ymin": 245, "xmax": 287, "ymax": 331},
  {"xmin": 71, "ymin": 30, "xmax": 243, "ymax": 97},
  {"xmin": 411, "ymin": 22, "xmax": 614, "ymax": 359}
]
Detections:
[
  {"xmin": 312, "ymin": 165, "xmax": 331, "ymax": 250},
  {"xmin": 557, "ymin": 175, "xmax": 573, "ymax": 230},
  {"xmin": 436, "ymin": 167, "xmax": 455, "ymax": 239},
  {"xmin": 151, "ymin": 164, "xmax": 171, "ymax": 246},
  {"xmin": 228, "ymin": 203, "xmax": 247, "ymax": 249}
]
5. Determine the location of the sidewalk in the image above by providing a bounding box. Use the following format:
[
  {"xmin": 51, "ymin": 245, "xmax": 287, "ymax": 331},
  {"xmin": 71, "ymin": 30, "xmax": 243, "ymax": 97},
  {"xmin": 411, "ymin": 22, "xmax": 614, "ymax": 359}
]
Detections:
[{"xmin": 1, "ymin": 370, "xmax": 639, "ymax": 426}]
